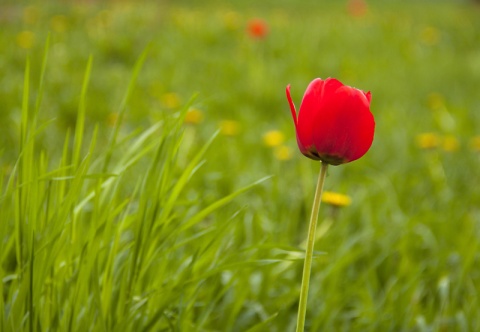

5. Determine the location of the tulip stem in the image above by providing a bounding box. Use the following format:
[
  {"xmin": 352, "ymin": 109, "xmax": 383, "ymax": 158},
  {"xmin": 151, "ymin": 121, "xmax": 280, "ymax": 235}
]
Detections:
[{"xmin": 296, "ymin": 161, "xmax": 328, "ymax": 332}]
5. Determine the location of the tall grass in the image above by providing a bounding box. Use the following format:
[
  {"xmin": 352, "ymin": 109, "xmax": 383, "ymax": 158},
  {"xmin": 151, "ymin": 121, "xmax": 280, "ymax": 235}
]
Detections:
[{"xmin": 0, "ymin": 42, "xmax": 271, "ymax": 331}]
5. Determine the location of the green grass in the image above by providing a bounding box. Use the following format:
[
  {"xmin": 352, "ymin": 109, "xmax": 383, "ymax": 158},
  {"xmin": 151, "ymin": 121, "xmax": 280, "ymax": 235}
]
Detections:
[{"xmin": 1, "ymin": 0, "xmax": 480, "ymax": 331}]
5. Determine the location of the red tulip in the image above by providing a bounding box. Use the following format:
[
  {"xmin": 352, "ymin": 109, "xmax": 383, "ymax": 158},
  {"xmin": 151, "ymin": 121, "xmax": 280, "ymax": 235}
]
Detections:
[{"xmin": 286, "ymin": 78, "xmax": 375, "ymax": 165}]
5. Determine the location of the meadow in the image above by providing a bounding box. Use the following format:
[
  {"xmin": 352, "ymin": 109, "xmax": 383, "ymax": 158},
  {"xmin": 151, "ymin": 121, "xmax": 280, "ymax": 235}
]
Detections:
[{"xmin": 1, "ymin": 0, "xmax": 480, "ymax": 330}]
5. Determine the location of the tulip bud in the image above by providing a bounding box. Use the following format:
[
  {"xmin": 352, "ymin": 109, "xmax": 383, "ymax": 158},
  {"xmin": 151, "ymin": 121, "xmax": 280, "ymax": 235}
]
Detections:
[{"xmin": 286, "ymin": 78, "xmax": 375, "ymax": 165}]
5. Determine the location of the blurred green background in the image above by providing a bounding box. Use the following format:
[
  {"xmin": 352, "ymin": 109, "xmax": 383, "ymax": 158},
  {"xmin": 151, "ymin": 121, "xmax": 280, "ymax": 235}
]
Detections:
[{"xmin": 1, "ymin": 0, "xmax": 480, "ymax": 330}]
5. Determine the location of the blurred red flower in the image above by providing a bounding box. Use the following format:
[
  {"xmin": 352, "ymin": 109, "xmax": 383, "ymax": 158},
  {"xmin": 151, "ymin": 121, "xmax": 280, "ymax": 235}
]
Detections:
[
  {"xmin": 247, "ymin": 18, "xmax": 268, "ymax": 39},
  {"xmin": 347, "ymin": 0, "xmax": 368, "ymax": 17},
  {"xmin": 286, "ymin": 78, "xmax": 375, "ymax": 165}
]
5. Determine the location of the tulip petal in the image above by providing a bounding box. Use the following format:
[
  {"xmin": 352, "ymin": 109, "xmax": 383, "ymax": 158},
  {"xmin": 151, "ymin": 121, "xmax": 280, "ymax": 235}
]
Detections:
[
  {"xmin": 285, "ymin": 85, "xmax": 297, "ymax": 127},
  {"xmin": 286, "ymin": 84, "xmax": 312, "ymax": 156},
  {"xmin": 296, "ymin": 78, "xmax": 328, "ymax": 151},
  {"xmin": 321, "ymin": 78, "xmax": 345, "ymax": 93},
  {"xmin": 312, "ymin": 85, "xmax": 375, "ymax": 164},
  {"xmin": 364, "ymin": 90, "xmax": 372, "ymax": 103}
]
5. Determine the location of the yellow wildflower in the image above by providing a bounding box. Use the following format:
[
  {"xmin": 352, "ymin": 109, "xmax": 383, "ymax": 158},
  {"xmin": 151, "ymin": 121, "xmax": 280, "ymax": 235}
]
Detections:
[
  {"xmin": 421, "ymin": 26, "xmax": 440, "ymax": 46},
  {"xmin": 321, "ymin": 191, "xmax": 351, "ymax": 207},
  {"xmin": 416, "ymin": 133, "xmax": 440, "ymax": 149},
  {"xmin": 161, "ymin": 92, "xmax": 181, "ymax": 109},
  {"xmin": 442, "ymin": 135, "xmax": 459, "ymax": 152},
  {"xmin": 106, "ymin": 112, "xmax": 119, "ymax": 127},
  {"xmin": 470, "ymin": 136, "xmax": 480, "ymax": 152},
  {"xmin": 50, "ymin": 15, "xmax": 68, "ymax": 33},
  {"xmin": 16, "ymin": 31, "xmax": 35, "ymax": 49},
  {"xmin": 219, "ymin": 120, "xmax": 241, "ymax": 136},
  {"xmin": 23, "ymin": 6, "xmax": 39, "ymax": 25},
  {"xmin": 274, "ymin": 145, "xmax": 292, "ymax": 161},
  {"xmin": 185, "ymin": 108, "xmax": 203, "ymax": 125},
  {"xmin": 427, "ymin": 92, "xmax": 445, "ymax": 111},
  {"xmin": 223, "ymin": 11, "xmax": 240, "ymax": 31},
  {"xmin": 263, "ymin": 130, "xmax": 285, "ymax": 147}
]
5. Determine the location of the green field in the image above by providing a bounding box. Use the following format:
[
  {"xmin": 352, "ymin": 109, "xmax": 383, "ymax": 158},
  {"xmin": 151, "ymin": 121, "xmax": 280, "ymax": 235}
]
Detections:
[{"xmin": 1, "ymin": 0, "xmax": 480, "ymax": 331}]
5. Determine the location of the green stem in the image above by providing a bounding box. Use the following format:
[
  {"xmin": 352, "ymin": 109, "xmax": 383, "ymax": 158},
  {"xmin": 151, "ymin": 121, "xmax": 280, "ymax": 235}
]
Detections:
[{"xmin": 296, "ymin": 161, "xmax": 328, "ymax": 332}]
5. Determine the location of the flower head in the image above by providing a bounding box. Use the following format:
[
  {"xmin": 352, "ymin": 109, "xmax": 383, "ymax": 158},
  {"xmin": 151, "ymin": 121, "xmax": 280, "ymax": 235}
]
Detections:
[
  {"xmin": 274, "ymin": 145, "xmax": 293, "ymax": 161},
  {"xmin": 347, "ymin": 0, "xmax": 368, "ymax": 18},
  {"xmin": 50, "ymin": 15, "xmax": 69, "ymax": 33},
  {"xmin": 416, "ymin": 132, "xmax": 440, "ymax": 150},
  {"xmin": 161, "ymin": 92, "xmax": 181, "ymax": 109},
  {"xmin": 185, "ymin": 108, "xmax": 203, "ymax": 125},
  {"xmin": 470, "ymin": 136, "xmax": 480, "ymax": 152},
  {"xmin": 321, "ymin": 191, "xmax": 352, "ymax": 207},
  {"xmin": 421, "ymin": 26, "xmax": 440, "ymax": 46},
  {"xmin": 17, "ymin": 31, "xmax": 35, "ymax": 49},
  {"xmin": 263, "ymin": 130, "xmax": 285, "ymax": 147},
  {"xmin": 219, "ymin": 120, "xmax": 241, "ymax": 136},
  {"xmin": 247, "ymin": 18, "xmax": 268, "ymax": 39},
  {"xmin": 223, "ymin": 11, "xmax": 240, "ymax": 31},
  {"xmin": 286, "ymin": 78, "xmax": 375, "ymax": 165},
  {"xmin": 442, "ymin": 135, "xmax": 459, "ymax": 152}
]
